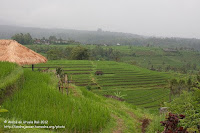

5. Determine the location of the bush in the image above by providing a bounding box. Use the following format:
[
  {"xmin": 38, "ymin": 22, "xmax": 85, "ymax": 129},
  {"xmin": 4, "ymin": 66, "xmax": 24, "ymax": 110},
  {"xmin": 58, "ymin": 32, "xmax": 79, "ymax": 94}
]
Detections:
[
  {"xmin": 160, "ymin": 113, "xmax": 188, "ymax": 133},
  {"xmin": 86, "ymin": 85, "xmax": 91, "ymax": 91},
  {"xmin": 165, "ymin": 89, "xmax": 200, "ymax": 131}
]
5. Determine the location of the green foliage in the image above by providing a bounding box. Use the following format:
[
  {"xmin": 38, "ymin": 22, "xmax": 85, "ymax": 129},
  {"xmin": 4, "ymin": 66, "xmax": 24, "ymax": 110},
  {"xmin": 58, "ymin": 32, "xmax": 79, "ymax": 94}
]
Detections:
[
  {"xmin": 197, "ymin": 74, "xmax": 200, "ymax": 82},
  {"xmin": 160, "ymin": 113, "xmax": 188, "ymax": 133},
  {"xmin": 70, "ymin": 46, "xmax": 90, "ymax": 60},
  {"xmin": 90, "ymin": 46, "xmax": 122, "ymax": 61},
  {"xmin": 11, "ymin": 33, "xmax": 33, "ymax": 45},
  {"xmin": 146, "ymin": 114, "xmax": 166, "ymax": 133},
  {"xmin": 187, "ymin": 77, "xmax": 192, "ymax": 91},
  {"xmin": 2, "ymin": 70, "xmax": 110, "ymax": 132},
  {"xmin": 0, "ymin": 106, "xmax": 8, "ymax": 113},
  {"xmin": 0, "ymin": 62, "xmax": 17, "ymax": 79},
  {"xmin": 46, "ymin": 48, "xmax": 63, "ymax": 60},
  {"xmin": 114, "ymin": 91, "xmax": 127, "ymax": 99},
  {"xmin": 32, "ymin": 60, "xmax": 171, "ymax": 112},
  {"xmin": 55, "ymin": 67, "xmax": 63, "ymax": 76},
  {"xmin": 86, "ymin": 85, "xmax": 91, "ymax": 91},
  {"xmin": 168, "ymin": 78, "xmax": 187, "ymax": 99},
  {"xmin": 165, "ymin": 89, "xmax": 200, "ymax": 130},
  {"xmin": 1, "ymin": 60, "xmax": 179, "ymax": 132},
  {"xmin": 49, "ymin": 36, "xmax": 57, "ymax": 43},
  {"xmin": 0, "ymin": 62, "xmax": 24, "ymax": 99},
  {"xmin": 26, "ymin": 44, "xmax": 200, "ymax": 74}
]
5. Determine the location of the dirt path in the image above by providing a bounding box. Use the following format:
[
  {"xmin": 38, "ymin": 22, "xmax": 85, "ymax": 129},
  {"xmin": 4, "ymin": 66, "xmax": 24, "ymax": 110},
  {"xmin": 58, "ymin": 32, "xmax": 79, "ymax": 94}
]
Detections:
[
  {"xmin": 126, "ymin": 110, "xmax": 150, "ymax": 133},
  {"xmin": 112, "ymin": 115, "xmax": 124, "ymax": 133},
  {"xmin": 141, "ymin": 118, "xmax": 150, "ymax": 133}
]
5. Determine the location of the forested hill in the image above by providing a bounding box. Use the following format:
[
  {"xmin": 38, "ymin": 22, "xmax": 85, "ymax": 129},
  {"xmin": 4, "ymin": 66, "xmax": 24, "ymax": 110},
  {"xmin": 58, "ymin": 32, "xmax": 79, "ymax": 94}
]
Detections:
[{"xmin": 1, "ymin": 25, "xmax": 200, "ymax": 49}]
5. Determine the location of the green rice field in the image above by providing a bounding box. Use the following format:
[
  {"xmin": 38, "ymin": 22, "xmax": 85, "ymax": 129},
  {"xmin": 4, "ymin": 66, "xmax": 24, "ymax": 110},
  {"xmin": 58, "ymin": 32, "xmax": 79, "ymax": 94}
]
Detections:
[{"xmin": 28, "ymin": 60, "xmax": 173, "ymax": 112}]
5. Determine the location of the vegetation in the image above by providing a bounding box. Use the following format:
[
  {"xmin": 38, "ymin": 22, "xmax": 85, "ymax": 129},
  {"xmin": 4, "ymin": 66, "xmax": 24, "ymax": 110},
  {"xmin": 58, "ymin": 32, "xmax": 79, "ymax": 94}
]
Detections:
[
  {"xmin": 2, "ymin": 25, "xmax": 200, "ymax": 50},
  {"xmin": 11, "ymin": 33, "xmax": 33, "ymax": 45},
  {"xmin": 0, "ymin": 62, "xmax": 17, "ymax": 79},
  {"xmin": 164, "ymin": 89, "xmax": 200, "ymax": 132},
  {"xmin": 0, "ymin": 62, "xmax": 157, "ymax": 133},
  {"xmin": 1, "ymin": 40, "xmax": 200, "ymax": 132},
  {"xmin": 0, "ymin": 62, "xmax": 24, "ymax": 99},
  {"xmin": 27, "ymin": 60, "xmax": 173, "ymax": 113},
  {"xmin": 27, "ymin": 44, "xmax": 200, "ymax": 74},
  {"xmin": 2, "ymin": 70, "xmax": 111, "ymax": 132},
  {"xmin": 160, "ymin": 113, "xmax": 188, "ymax": 133}
]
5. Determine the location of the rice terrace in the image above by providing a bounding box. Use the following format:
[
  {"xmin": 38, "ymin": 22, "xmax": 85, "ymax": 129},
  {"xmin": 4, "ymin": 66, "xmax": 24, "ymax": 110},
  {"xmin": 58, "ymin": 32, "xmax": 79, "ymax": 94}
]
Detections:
[
  {"xmin": 30, "ymin": 60, "xmax": 172, "ymax": 112},
  {"xmin": 1, "ymin": 25, "xmax": 200, "ymax": 132}
]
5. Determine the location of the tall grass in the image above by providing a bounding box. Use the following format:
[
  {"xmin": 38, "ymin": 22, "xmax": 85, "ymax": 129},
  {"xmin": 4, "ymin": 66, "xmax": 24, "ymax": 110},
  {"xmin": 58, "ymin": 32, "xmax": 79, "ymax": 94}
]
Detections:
[
  {"xmin": 146, "ymin": 114, "xmax": 165, "ymax": 133},
  {"xmin": 0, "ymin": 62, "xmax": 24, "ymax": 98},
  {"xmin": 2, "ymin": 70, "xmax": 110, "ymax": 132},
  {"xmin": 0, "ymin": 62, "xmax": 17, "ymax": 79}
]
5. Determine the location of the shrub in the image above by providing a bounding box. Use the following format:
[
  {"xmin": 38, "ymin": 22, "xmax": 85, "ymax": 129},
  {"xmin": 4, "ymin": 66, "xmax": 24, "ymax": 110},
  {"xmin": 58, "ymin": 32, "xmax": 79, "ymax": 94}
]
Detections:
[
  {"xmin": 86, "ymin": 85, "xmax": 91, "ymax": 91},
  {"xmin": 160, "ymin": 113, "xmax": 188, "ymax": 133},
  {"xmin": 165, "ymin": 89, "xmax": 200, "ymax": 131}
]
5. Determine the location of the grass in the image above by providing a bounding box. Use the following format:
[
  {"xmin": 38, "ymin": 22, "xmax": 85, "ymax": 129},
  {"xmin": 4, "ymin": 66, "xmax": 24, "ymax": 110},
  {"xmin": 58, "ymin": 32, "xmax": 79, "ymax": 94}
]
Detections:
[
  {"xmin": 0, "ymin": 61, "xmax": 173, "ymax": 133},
  {"xmin": 0, "ymin": 62, "xmax": 17, "ymax": 79},
  {"xmin": 93, "ymin": 61, "xmax": 171, "ymax": 112},
  {"xmin": 0, "ymin": 62, "xmax": 24, "ymax": 98},
  {"xmin": 23, "ymin": 60, "xmax": 175, "ymax": 113},
  {"xmin": 1, "ymin": 69, "xmax": 110, "ymax": 132},
  {"xmin": 145, "ymin": 114, "xmax": 166, "ymax": 133},
  {"xmin": 26, "ymin": 44, "xmax": 200, "ymax": 73}
]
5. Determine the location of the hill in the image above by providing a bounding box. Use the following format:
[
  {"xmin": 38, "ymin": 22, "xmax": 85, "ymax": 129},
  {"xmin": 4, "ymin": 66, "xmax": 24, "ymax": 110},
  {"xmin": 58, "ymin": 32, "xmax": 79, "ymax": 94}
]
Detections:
[
  {"xmin": 26, "ymin": 60, "xmax": 176, "ymax": 113},
  {"xmin": 27, "ymin": 44, "xmax": 200, "ymax": 74},
  {"xmin": 1, "ymin": 25, "xmax": 200, "ymax": 50},
  {"xmin": 0, "ymin": 62, "xmax": 24, "ymax": 103},
  {"xmin": 1, "ymin": 62, "xmax": 167, "ymax": 133}
]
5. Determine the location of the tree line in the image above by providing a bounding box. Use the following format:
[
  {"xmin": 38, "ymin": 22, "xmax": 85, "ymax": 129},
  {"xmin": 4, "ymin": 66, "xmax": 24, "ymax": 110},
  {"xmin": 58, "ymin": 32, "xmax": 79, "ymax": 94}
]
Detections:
[
  {"xmin": 3, "ymin": 25, "xmax": 200, "ymax": 50},
  {"xmin": 11, "ymin": 33, "xmax": 33, "ymax": 45},
  {"xmin": 28, "ymin": 45, "xmax": 122, "ymax": 61},
  {"xmin": 11, "ymin": 33, "xmax": 80, "ymax": 45}
]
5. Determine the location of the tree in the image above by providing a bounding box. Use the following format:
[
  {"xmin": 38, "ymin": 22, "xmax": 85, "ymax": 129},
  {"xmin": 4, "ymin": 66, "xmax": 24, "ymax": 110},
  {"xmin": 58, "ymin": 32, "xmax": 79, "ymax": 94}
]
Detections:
[
  {"xmin": 197, "ymin": 75, "xmax": 200, "ymax": 82},
  {"xmin": 11, "ymin": 33, "xmax": 33, "ymax": 45},
  {"xmin": 97, "ymin": 28, "xmax": 103, "ymax": 32},
  {"xmin": 192, "ymin": 63, "xmax": 197, "ymax": 70},
  {"xmin": 24, "ymin": 33, "xmax": 33, "ymax": 44},
  {"xmin": 11, "ymin": 33, "xmax": 24, "ymax": 44},
  {"xmin": 112, "ymin": 50, "xmax": 121, "ymax": 62},
  {"xmin": 47, "ymin": 48, "xmax": 62, "ymax": 60},
  {"xmin": 64, "ymin": 47, "xmax": 73, "ymax": 58},
  {"xmin": 70, "ymin": 46, "xmax": 90, "ymax": 60},
  {"xmin": 178, "ymin": 80, "xmax": 186, "ymax": 96},
  {"xmin": 91, "ymin": 45, "xmax": 104, "ymax": 59},
  {"xmin": 49, "ymin": 36, "xmax": 57, "ymax": 43},
  {"xmin": 169, "ymin": 79, "xmax": 178, "ymax": 102}
]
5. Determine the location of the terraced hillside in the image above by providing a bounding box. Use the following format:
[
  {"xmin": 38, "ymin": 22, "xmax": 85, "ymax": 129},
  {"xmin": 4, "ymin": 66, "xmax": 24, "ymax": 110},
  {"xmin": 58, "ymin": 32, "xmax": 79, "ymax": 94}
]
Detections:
[
  {"xmin": 27, "ymin": 44, "xmax": 200, "ymax": 74},
  {"xmin": 93, "ymin": 61, "xmax": 171, "ymax": 112},
  {"xmin": 30, "ymin": 60, "xmax": 172, "ymax": 112},
  {"xmin": 0, "ymin": 62, "xmax": 18, "ymax": 79},
  {"xmin": 1, "ymin": 61, "xmax": 161, "ymax": 133},
  {"xmin": 0, "ymin": 62, "xmax": 24, "ymax": 101}
]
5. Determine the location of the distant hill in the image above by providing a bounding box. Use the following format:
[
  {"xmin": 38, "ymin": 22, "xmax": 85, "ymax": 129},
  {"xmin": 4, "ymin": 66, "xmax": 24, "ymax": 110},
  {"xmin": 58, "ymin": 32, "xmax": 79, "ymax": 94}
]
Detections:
[{"xmin": 0, "ymin": 25, "xmax": 200, "ymax": 50}]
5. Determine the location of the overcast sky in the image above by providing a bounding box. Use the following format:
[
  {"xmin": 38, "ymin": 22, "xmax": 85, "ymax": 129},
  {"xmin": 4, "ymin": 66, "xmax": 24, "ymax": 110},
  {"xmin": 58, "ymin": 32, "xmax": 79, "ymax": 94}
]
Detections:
[{"xmin": 0, "ymin": 0, "xmax": 200, "ymax": 38}]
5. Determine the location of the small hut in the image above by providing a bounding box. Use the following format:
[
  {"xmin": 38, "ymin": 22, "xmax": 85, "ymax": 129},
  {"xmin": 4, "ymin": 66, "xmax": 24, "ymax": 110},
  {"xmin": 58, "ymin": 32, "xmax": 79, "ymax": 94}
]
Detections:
[
  {"xmin": 95, "ymin": 71, "xmax": 104, "ymax": 75},
  {"xmin": 0, "ymin": 40, "xmax": 47, "ymax": 70}
]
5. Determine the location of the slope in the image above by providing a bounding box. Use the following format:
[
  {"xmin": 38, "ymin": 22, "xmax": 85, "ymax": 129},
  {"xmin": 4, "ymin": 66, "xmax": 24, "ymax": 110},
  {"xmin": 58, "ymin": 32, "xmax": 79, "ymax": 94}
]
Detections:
[{"xmin": 0, "ymin": 66, "xmax": 152, "ymax": 133}]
